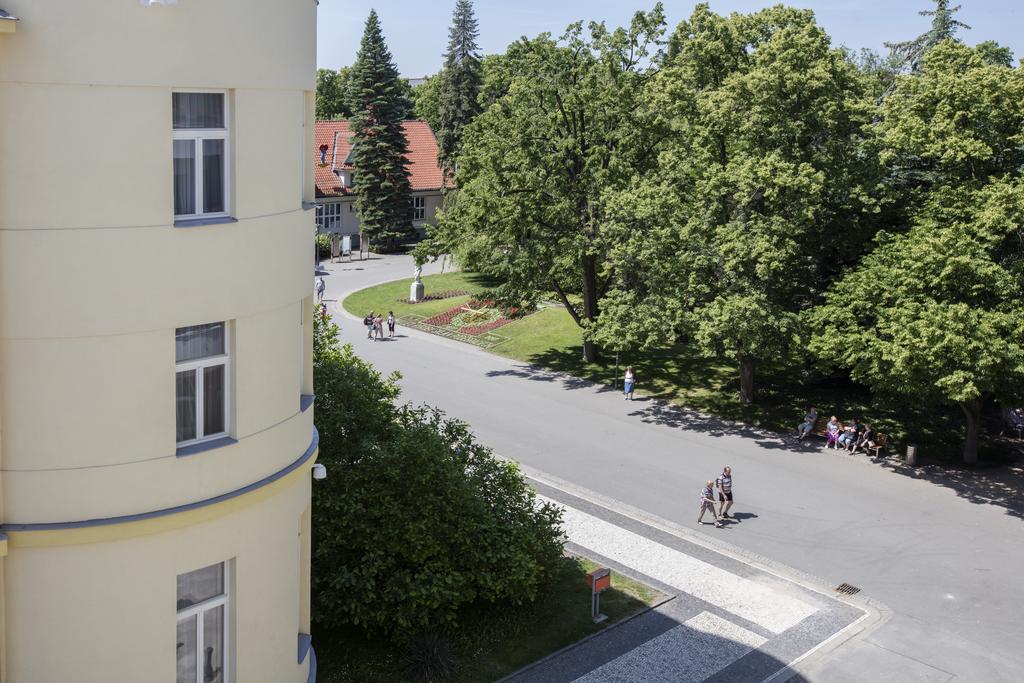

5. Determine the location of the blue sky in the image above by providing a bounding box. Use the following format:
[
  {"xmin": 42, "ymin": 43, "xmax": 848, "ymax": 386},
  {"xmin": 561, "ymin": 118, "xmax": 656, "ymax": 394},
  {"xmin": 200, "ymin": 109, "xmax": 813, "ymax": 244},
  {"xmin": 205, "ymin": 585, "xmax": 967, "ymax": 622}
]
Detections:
[{"xmin": 316, "ymin": 0, "xmax": 1022, "ymax": 76}]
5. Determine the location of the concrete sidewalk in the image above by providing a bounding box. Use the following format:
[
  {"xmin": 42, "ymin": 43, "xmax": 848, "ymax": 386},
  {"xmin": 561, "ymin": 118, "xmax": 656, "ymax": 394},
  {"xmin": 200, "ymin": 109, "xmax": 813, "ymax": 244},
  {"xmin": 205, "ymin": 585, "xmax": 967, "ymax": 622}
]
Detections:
[{"xmin": 505, "ymin": 475, "xmax": 875, "ymax": 683}]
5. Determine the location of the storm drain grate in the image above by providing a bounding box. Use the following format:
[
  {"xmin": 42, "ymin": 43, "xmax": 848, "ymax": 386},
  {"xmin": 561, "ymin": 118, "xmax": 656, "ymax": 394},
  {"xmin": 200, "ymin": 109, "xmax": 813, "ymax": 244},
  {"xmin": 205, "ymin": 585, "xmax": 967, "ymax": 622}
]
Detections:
[{"xmin": 835, "ymin": 583, "xmax": 861, "ymax": 596}]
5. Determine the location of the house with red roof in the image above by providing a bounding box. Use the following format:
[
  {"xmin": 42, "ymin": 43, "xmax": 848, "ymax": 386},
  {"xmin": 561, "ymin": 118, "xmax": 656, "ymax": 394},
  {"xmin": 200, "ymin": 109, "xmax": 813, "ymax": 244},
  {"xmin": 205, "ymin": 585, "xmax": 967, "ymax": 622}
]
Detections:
[{"xmin": 314, "ymin": 119, "xmax": 446, "ymax": 241}]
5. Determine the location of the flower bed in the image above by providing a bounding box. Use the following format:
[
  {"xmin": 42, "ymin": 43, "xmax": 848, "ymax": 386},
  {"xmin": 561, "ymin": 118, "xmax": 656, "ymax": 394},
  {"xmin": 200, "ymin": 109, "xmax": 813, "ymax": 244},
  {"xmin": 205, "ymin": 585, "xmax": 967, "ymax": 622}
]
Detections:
[{"xmin": 421, "ymin": 301, "xmax": 521, "ymax": 336}]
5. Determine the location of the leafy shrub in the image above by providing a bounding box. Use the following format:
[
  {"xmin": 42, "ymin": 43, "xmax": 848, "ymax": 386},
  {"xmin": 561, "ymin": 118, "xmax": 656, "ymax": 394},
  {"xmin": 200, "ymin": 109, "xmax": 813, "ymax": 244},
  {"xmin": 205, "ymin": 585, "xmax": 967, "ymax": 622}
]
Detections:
[
  {"xmin": 316, "ymin": 233, "xmax": 332, "ymax": 258},
  {"xmin": 311, "ymin": 310, "xmax": 564, "ymax": 638}
]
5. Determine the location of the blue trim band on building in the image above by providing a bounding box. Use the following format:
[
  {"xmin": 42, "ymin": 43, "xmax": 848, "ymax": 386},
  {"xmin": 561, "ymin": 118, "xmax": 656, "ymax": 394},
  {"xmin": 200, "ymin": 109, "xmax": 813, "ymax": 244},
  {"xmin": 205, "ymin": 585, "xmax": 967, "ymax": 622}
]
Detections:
[
  {"xmin": 306, "ymin": 646, "xmax": 317, "ymax": 683},
  {"xmin": 298, "ymin": 633, "xmax": 312, "ymax": 664},
  {"xmin": 0, "ymin": 428, "xmax": 318, "ymax": 532},
  {"xmin": 300, "ymin": 394, "xmax": 315, "ymax": 413}
]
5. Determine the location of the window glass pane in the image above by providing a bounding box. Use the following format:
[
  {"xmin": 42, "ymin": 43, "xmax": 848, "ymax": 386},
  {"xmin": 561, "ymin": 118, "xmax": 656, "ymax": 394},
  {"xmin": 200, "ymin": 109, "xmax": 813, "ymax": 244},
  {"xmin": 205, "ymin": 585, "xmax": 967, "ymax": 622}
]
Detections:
[
  {"xmin": 203, "ymin": 605, "xmax": 225, "ymax": 683},
  {"xmin": 173, "ymin": 140, "xmax": 196, "ymax": 216},
  {"xmin": 177, "ymin": 563, "xmax": 225, "ymax": 609},
  {"xmin": 176, "ymin": 323, "xmax": 225, "ymax": 362},
  {"xmin": 176, "ymin": 616, "xmax": 198, "ymax": 683},
  {"xmin": 176, "ymin": 370, "xmax": 197, "ymax": 443},
  {"xmin": 203, "ymin": 365, "xmax": 226, "ymax": 436},
  {"xmin": 173, "ymin": 93, "xmax": 225, "ymax": 129},
  {"xmin": 202, "ymin": 139, "xmax": 225, "ymax": 214}
]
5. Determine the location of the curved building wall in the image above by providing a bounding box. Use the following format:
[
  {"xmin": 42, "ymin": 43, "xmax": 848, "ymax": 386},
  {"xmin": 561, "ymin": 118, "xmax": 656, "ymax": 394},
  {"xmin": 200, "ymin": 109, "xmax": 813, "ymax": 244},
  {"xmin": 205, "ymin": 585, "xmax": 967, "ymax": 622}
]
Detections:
[{"xmin": 0, "ymin": 1, "xmax": 319, "ymax": 681}]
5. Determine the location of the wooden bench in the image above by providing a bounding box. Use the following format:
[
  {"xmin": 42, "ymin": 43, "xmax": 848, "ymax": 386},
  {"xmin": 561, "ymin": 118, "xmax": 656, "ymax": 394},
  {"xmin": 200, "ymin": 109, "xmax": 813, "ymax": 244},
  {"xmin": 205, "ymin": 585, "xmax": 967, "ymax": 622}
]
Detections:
[{"xmin": 865, "ymin": 433, "xmax": 887, "ymax": 457}]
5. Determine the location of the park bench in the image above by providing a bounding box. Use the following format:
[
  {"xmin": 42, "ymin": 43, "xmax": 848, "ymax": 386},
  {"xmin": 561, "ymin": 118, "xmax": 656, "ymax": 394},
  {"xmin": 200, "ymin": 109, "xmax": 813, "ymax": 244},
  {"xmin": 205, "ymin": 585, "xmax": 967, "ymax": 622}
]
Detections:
[{"xmin": 864, "ymin": 433, "xmax": 887, "ymax": 457}]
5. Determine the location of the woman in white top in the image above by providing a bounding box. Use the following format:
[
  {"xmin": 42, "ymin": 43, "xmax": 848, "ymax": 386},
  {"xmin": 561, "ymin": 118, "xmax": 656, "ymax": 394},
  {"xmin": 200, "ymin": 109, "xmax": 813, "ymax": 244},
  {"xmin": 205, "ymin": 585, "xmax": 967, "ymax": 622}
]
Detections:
[{"xmin": 623, "ymin": 366, "xmax": 635, "ymax": 401}]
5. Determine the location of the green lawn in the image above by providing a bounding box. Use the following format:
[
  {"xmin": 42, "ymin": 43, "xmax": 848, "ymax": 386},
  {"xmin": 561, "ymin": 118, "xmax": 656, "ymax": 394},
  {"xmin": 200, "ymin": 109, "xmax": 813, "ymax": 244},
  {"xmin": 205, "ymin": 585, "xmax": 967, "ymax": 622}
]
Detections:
[
  {"xmin": 341, "ymin": 271, "xmax": 498, "ymax": 321},
  {"xmin": 314, "ymin": 554, "xmax": 665, "ymax": 682},
  {"xmin": 342, "ymin": 272, "xmax": 1015, "ymax": 463}
]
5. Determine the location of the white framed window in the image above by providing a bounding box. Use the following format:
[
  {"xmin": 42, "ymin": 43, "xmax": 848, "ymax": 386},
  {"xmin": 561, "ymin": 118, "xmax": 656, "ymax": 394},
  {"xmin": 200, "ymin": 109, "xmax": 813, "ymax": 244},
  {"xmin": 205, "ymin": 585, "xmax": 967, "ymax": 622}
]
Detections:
[
  {"xmin": 176, "ymin": 562, "xmax": 229, "ymax": 683},
  {"xmin": 316, "ymin": 202, "xmax": 343, "ymax": 231},
  {"xmin": 175, "ymin": 322, "xmax": 229, "ymax": 446},
  {"xmin": 412, "ymin": 196, "xmax": 425, "ymax": 221},
  {"xmin": 173, "ymin": 92, "xmax": 229, "ymax": 219}
]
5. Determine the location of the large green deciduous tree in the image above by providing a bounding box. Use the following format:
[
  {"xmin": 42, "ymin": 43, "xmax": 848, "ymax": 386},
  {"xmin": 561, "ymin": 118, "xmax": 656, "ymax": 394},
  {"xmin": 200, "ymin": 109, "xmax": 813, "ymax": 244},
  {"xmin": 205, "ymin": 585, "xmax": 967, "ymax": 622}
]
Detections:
[
  {"xmin": 412, "ymin": 72, "xmax": 443, "ymax": 131},
  {"xmin": 594, "ymin": 4, "xmax": 878, "ymax": 402},
  {"xmin": 316, "ymin": 67, "xmax": 353, "ymax": 120},
  {"xmin": 811, "ymin": 42, "xmax": 1024, "ymax": 463},
  {"xmin": 436, "ymin": 0, "xmax": 483, "ymax": 174},
  {"xmin": 427, "ymin": 6, "xmax": 667, "ymax": 362},
  {"xmin": 348, "ymin": 10, "xmax": 415, "ymax": 250}
]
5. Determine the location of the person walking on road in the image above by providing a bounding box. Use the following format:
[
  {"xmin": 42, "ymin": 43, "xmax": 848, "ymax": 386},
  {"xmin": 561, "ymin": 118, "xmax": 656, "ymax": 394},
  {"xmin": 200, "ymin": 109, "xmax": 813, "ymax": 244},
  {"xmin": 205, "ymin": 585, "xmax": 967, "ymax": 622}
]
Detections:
[
  {"xmin": 387, "ymin": 311, "xmax": 395, "ymax": 337},
  {"xmin": 698, "ymin": 480, "xmax": 723, "ymax": 528},
  {"xmin": 373, "ymin": 314, "xmax": 384, "ymax": 341},
  {"xmin": 717, "ymin": 466, "xmax": 734, "ymax": 519},
  {"xmin": 623, "ymin": 366, "xmax": 636, "ymax": 401},
  {"xmin": 315, "ymin": 277, "xmax": 326, "ymax": 302},
  {"xmin": 364, "ymin": 312, "xmax": 375, "ymax": 339}
]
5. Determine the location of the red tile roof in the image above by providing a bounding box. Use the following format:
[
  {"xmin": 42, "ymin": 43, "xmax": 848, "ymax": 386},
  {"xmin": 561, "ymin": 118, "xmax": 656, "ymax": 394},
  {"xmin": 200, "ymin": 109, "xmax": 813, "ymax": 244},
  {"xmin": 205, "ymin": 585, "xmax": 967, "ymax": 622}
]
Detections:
[{"xmin": 314, "ymin": 120, "xmax": 446, "ymax": 198}]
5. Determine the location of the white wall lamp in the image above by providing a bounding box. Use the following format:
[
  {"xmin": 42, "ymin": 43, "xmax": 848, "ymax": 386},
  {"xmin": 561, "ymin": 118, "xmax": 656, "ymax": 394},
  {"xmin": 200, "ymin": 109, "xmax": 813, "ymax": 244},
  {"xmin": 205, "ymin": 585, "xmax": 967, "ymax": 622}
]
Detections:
[
  {"xmin": 312, "ymin": 463, "xmax": 327, "ymax": 481},
  {"xmin": 140, "ymin": 0, "xmax": 178, "ymax": 6}
]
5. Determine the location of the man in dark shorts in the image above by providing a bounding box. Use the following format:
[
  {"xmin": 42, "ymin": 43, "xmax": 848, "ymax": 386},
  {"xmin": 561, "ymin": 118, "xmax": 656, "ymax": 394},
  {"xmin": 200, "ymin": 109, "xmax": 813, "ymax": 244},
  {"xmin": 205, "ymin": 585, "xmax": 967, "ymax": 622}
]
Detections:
[{"xmin": 717, "ymin": 466, "xmax": 734, "ymax": 519}]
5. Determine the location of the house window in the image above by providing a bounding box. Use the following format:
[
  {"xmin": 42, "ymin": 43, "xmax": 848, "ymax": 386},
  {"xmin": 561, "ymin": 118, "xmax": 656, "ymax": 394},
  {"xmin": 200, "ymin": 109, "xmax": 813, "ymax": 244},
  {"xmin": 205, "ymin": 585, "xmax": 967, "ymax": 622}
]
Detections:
[
  {"xmin": 175, "ymin": 322, "xmax": 229, "ymax": 446},
  {"xmin": 316, "ymin": 202, "xmax": 343, "ymax": 232},
  {"xmin": 412, "ymin": 196, "xmax": 425, "ymax": 221},
  {"xmin": 173, "ymin": 92, "xmax": 229, "ymax": 219},
  {"xmin": 176, "ymin": 562, "xmax": 229, "ymax": 683}
]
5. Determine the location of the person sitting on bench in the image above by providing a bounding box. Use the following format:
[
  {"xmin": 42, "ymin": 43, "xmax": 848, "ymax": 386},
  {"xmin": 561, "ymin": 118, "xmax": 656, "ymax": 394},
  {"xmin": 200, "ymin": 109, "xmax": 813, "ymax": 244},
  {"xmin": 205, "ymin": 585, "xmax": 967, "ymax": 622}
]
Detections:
[
  {"xmin": 853, "ymin": 423, "xmax": 876, "ymax": 454},
  {"xmin": 825, "ymin": 416, "xmax": 842, "ymax": 449},
  {"xmin": 798, "ymin": 406, "xmax": 818, "ymax": 440},
  {"xmin": 838, "ymin": 418, "xmax": 860, "ymax": 451}
]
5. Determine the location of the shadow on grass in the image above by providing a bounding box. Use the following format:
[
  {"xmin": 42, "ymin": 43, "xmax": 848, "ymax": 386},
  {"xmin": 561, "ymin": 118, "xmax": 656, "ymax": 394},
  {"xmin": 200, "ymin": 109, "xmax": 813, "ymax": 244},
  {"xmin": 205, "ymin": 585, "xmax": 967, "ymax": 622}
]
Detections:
[{"xmin": 312, "ymin": 556, "xmax": 656, "ymax": 683}]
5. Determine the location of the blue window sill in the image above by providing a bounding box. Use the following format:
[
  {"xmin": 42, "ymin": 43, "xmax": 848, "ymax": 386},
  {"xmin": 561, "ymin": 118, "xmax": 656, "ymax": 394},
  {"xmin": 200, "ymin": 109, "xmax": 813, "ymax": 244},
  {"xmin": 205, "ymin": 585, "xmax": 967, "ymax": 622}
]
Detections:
[
  {"xmin": 176, "ymin": 436, "xmax": 237, "ymax": 458},
  {"xmin": 300, "ymin": 394, "xmax": 315, "ymax": 413},
  {"xmin": 298, "ymin": 633, "xmax": 312, "ymax": 664},
  {"xmin": 174, "ymin": 216, "xmax": 238, "ymax": 228}
]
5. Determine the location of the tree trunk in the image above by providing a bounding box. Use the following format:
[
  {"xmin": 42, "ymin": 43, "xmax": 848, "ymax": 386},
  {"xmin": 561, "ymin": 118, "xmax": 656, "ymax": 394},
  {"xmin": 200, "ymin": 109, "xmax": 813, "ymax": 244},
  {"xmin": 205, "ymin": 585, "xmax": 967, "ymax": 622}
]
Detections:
[
  {"xmin": 580, "ymin": 253, "xmax": 599, "ymax": 363},
  {"xmin": 959, "ymin": 397, "xmax": 983, "ymax": 465},
  {"xmin": 738, "ymin": 356, "xmax": 756, "ymax": 404}
]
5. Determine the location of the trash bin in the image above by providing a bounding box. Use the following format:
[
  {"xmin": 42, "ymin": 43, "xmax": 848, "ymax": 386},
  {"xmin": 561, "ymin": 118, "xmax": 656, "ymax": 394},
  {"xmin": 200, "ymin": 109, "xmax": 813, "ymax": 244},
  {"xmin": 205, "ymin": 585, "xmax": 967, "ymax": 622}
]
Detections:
[{"xmin": 906, "ymin": 443, "xmax": 918, "ymax": 466}]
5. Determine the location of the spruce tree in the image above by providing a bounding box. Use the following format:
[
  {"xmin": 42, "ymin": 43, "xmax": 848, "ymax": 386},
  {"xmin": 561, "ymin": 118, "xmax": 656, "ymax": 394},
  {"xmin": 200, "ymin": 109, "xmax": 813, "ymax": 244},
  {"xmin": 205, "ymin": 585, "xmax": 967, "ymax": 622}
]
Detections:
[
  {"xmin": 348, "ymin": 10, "xmax": 415, "ymax": 250},
  {"xmin": 436, "ymin": 0, "xmax": 482, "ymax": 175},
  {"xmin": 885, "ymin": 1, "xmax": 970, "ymax": 72}
]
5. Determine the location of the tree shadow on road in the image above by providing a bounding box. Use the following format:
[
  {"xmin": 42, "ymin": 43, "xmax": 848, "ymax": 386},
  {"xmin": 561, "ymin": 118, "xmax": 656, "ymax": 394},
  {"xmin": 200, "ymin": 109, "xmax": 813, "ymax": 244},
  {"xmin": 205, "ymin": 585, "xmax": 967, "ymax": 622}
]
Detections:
[{"xmin": 485, "ymin": 365, "xmax": 617, "ymax": 393}]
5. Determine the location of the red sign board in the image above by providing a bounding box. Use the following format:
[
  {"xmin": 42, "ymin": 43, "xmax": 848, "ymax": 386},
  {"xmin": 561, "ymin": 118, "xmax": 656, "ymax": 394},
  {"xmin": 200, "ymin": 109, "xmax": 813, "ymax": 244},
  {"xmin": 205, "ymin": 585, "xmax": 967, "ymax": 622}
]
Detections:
[{"xmin": 588, "ymin": 568, "xmax": 611, "ymax": 593}]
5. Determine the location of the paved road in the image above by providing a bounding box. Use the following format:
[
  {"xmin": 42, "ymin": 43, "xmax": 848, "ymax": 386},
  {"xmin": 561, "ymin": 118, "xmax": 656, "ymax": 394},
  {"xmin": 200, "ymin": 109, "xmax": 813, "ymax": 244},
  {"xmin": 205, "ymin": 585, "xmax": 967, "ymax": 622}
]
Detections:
[{"xmin": 318, "ymin": 254, "xmax": 1024, "ymax": 681}]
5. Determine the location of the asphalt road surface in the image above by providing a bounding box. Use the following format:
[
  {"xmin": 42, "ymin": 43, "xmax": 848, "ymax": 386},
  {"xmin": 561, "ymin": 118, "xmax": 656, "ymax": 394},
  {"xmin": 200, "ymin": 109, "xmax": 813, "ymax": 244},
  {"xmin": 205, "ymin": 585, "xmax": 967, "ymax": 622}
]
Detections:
[{"xmin": 318, "ymin": 253, "xmax": 1023, "ymax": 682}]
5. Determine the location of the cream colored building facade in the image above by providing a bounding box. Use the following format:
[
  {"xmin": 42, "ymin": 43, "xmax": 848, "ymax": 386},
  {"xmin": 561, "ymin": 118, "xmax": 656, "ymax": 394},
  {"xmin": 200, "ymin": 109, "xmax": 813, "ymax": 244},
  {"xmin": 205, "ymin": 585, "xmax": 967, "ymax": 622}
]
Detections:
[{"xmin": 0, "ymin": 1, "xmax": 319, "ymax": 681}]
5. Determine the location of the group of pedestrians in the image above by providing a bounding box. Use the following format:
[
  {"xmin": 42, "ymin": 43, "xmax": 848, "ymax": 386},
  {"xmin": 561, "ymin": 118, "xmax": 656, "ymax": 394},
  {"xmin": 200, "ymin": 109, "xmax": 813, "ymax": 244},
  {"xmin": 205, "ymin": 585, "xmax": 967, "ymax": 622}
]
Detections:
[
  {"xmin": 363, "ymin": 311, "xmax": 396, "ymax": 340},
  {"xmin": 698, "ymin": 466, "xmax": 734, "ymax": 529}
]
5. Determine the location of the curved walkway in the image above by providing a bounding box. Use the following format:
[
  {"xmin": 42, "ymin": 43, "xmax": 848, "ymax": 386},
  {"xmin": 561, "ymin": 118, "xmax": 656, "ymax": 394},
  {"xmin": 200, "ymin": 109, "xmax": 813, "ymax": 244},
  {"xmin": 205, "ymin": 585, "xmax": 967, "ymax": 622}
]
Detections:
[{"xmin": 317, "ymin": 253, "xmax": 1023, "ymax": 682}]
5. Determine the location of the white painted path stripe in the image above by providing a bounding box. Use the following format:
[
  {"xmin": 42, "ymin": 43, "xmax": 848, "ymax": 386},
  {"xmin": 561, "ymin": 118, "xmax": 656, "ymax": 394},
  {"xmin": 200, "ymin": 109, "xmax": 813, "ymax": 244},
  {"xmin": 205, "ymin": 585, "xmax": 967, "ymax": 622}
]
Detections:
[
  {"xmin": 546, "ymin": 498, "xmax": 817, "ymax": 633},
  {"xmin": 573, "ymin": 611, "xmax": 767, "ymax": 683}
]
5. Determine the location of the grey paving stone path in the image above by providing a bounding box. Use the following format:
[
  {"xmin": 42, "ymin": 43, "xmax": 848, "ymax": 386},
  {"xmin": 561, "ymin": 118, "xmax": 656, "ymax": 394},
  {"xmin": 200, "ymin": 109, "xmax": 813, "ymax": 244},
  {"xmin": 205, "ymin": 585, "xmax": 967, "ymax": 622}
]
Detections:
[{"xmin": 502, "ymin": 481, "xmax": 866, "ymax": 683}]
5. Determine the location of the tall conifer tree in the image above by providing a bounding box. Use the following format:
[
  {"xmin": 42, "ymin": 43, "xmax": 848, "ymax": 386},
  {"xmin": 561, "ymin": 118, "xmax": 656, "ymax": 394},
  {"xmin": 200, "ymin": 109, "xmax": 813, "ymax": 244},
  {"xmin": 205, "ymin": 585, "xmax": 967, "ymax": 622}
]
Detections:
[
  {"xmin": 885, "ymin": 1, "xmax": 970, "ymax": 72},
  {"xmin": 436, "ymin": 0, "xmax": 482, "ymax": 174},
  {"xmin": 349, "ymin": 10, "xmax": 414, "ymax": 249}
]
